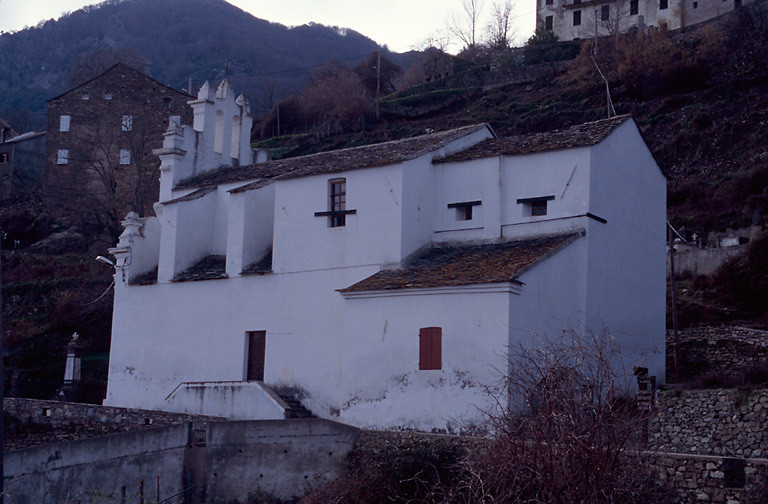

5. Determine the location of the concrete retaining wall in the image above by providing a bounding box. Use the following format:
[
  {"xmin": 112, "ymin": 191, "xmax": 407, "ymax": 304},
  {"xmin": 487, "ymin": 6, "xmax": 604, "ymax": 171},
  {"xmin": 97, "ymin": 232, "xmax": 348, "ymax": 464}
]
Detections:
[{"xmin": 4, "ymin": 418, "xmax": 359, "ymax": 504}]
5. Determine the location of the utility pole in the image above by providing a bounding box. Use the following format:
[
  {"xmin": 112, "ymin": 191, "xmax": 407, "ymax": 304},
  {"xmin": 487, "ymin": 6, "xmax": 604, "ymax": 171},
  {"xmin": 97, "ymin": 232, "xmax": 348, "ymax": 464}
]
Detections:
[
  {"xmin": 276, "ymin": 101, "xmax": 281, "ymax": 137},
  {"xmin": 375, "ymin": 51, "xmax": 382, "ymax": 121},
  {"xmin": 668, "ymin": 222, "xmax": 680, "ymax": 383},
  {"xmin": 1, "ymin": 227, "xmax": 4, "ymax": 503},
  {"xmin": 594, "ymin": 9, "xmax": 599, "ymax": 56}
]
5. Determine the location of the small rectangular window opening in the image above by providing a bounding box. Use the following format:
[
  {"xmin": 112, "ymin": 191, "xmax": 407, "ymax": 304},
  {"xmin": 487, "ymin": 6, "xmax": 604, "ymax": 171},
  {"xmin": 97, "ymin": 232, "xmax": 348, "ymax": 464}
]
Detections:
[
  {"xmin": 573, "ymin": 10, "xmax": 582, "ymax": 25},
  {"xmin": 119, "ymin": 149, "xmax": 131, "ymax": 165},
  {"xmin": 601, "ymin": 5, "xmax": 610, "ymax": 20},
  {"xmin": 329, "ymin": 178, "xmax": 346, "ymax": 227},
  {"xmin": 81, "ymin": 92, "xmax": 90, "ymax": 101},
  {"xmin": 546, "ymin": 0, "xmax": 553, "ymax": 5},
  {"xmin": 60, "ymin": 115, "xmax": 71, "ymax": 132},
  {"xmin": 122, "ymin": 115, "xmax": 133, "ymax": 132},
  {"xmin": 104, "ymin": 92, "xmax": 113, "ymax": 100},
  {"xmin": 57, "ymin": 149, "xmax": 69, "ymax": 165},
  {"xmin": 419, "ymin": 327, "xmax": 442, "ymax": 370},
  {"xmin": 164, "ymin": 97, "xmax": 172, "ymax": 109},
  {"xmin": 545, "ymin": 15, "xmax": 554, "ymax": 30},
  {"xmin": 0, "ymin": 152, "xmax": 8, "ymax": 164},
  {"xmin": 630, "ymin": 0, "xmax": 639, "ymax": 14},
  {"xmin": 660, "ymin": 0, "xmax": 668, "ymax": 9},
  {"xmin": 448, "ymin": 200, "xmax": 481, "ymax": 222},
  {"xmin": 517, "ymin": 195, "xmax": 554, "ymax": 217}
]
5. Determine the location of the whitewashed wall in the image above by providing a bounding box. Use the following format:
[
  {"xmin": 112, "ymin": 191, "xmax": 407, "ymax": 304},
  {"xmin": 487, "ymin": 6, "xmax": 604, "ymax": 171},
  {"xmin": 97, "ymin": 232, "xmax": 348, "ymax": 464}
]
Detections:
[
  {"xmin": 584, "ymin": 120, "xmax": 667, "ymax": 379},
  {"xmin": 340, "ymin": 286, "xmax": 513, "ymax": 432},
  {"xmin": 272, "ymin": 164, "xmax": 405, "ymax": 273}
]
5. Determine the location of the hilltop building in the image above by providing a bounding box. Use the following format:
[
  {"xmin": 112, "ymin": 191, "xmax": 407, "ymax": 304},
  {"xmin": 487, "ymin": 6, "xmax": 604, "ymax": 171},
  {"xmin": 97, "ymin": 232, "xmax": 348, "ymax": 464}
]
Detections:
[
  {"xmin": 104, "ymin": 81, "xmax": 666, "ymax": 431},
  {"xmin": 0, "ymin": 118, "xmax": 46, "ymax": 202},
  {"xmin": 45, "ymin": 63, "xmax": 192, "ymax": 235},
  {"xmin": 537, "ymin": 0, "xmax": 750, "ymax": 41}
]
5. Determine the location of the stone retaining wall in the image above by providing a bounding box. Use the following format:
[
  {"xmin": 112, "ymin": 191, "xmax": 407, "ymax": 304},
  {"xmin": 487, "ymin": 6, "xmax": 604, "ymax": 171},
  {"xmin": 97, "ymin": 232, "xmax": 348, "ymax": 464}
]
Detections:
[
  {"xmin": 4, "ymin": 397, "xmax": 221, "ymax": 451},
  {"xmin": 654, "ymin": 452, "xmax": 768, "ymax": 504},
  {"xmin": 649, "ymin": 389, "xmax": 768, "ymax": 457},
  {"xmin": 667, "ymin": 326, "xmax": 768, "ymax": 383}
]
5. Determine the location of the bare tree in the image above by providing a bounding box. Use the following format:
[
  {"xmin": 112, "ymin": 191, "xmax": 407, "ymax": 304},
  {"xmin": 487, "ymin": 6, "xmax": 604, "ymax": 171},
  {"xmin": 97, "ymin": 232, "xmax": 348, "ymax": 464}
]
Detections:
[
  {"xmin": 68, "ymin": 48, "xmax": 149, "ymax": 86},
  {"xmin": 448, "ymin": 0, "xmax": 486, "ymax": 51},
  {"xmin": 443, "ymin": 328, "xmax": 667, "ymax": 504},
  {"xmin": 486, "ymin": 1, "xmax": 516, "ymax": 50},
  {"xmin": 54, "ymin": 114, "xmax": 157, "ymax": 242},
  {"xmin": 300, "ymin": 62, "xmax": 372, "ymax": 136}
]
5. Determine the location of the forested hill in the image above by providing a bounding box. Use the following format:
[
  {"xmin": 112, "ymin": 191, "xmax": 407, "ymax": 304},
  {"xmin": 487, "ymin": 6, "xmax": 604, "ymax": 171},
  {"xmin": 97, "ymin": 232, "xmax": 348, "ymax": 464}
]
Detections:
[{"xmin": 0, "ymin": 0, "xmax": 400, "ymax": 129}]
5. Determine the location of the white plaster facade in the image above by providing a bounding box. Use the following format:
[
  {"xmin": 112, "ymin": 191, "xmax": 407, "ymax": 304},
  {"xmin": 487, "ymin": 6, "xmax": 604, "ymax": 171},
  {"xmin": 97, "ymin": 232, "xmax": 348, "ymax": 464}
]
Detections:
[
  {"xmin": 537, "ymin": 0, "xmax": 749, "ymax": 41},
  {"xmin": 104, "ymin": 81, "xmax": 666, "ymax": 432}
]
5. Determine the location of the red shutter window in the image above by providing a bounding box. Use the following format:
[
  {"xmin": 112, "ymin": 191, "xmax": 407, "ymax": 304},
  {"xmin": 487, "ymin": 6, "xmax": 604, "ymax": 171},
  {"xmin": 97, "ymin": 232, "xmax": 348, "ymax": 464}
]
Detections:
[{"xmin": 419, "ymin": 327, "xmax": 442, "ymax": 370}]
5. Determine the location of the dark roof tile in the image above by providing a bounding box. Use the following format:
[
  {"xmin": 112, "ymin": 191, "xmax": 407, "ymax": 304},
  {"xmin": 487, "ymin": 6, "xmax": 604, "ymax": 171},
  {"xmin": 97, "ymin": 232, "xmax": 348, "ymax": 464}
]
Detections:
[
  {"xmin": 176, "ymin": 124, "xmax": 489, "ymax": 189},
  {"xmin": 435, "ymin": 115, "xmax": 631, "ymax": 163},
  {"xmin": 172, "ymin": 255, "xmax": 227, "ymax": 282},
  {"xmin": 341, "ymin": 233, "xmax": 581, "ymax": 292}
]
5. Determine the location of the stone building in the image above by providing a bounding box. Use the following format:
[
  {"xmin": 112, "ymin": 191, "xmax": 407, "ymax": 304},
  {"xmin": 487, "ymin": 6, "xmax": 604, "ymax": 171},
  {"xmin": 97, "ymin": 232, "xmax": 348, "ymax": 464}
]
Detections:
[
  {"xmin": 536, "ymin": 0, "xmax": 751, "ymax": 41},
  {"xmin": 103, "ymin": 80, "xmax": 667, "ymax": 432},
  {"xmin": 0, "ymin": 115, "xmax": 46, "ymax": 202},
  {"xmin": 45, "ymin": 63, "xmax": 192, "ymax": 237}
]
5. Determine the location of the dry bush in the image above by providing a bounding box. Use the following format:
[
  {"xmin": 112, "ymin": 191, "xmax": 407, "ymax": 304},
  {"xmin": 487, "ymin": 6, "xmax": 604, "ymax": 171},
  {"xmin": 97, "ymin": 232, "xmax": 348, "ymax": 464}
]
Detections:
[
  {"xmin": 443, "ymin": 329, "xmax": 669, "ymax": 504},
  {"xmin": 561, "ymin": 25, "xmax": 722, "ymax": 99}
]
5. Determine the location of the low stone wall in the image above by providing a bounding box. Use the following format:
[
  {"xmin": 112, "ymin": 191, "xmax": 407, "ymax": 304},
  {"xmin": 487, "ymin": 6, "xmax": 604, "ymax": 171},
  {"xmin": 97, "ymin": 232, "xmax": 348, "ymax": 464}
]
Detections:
[
  {"xmin": 654, "ymin": 452, "xmax": 768, "ymax": 504},
  {"xmin": 4, "ymin": 397, "xmax": 222, "ymax": 451},
  {"xmin": 667, "ymin": 326, "xmax": 768, "ymax": 383},
  {"xmin": 650, "ymin": 389, "xmax": 768, "ymax": 457}
]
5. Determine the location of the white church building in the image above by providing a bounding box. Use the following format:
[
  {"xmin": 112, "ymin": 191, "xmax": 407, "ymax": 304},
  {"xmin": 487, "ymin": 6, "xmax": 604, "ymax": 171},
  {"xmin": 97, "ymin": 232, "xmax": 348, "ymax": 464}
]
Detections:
[{"xmin": 104, "ymin": 80, "xmax": 666, "ymax": 431}]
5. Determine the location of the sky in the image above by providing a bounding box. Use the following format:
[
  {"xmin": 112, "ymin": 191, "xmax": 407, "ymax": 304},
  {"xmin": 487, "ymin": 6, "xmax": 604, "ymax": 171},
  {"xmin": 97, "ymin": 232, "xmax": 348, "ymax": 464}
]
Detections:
[{"xmin": 0, "ymin": 0, "xmax": 537, "ymax": 52}]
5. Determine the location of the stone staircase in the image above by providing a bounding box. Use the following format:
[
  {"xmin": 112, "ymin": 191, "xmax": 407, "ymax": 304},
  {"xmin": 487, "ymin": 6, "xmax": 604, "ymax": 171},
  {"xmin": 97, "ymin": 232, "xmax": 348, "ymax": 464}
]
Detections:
[{"xmin": 277, "ymin": 394, "xmax": 315, "ymax": 419}]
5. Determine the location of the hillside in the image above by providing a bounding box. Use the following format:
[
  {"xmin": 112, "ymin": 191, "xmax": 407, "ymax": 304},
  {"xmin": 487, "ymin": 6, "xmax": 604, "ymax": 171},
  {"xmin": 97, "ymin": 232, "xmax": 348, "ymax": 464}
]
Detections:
[
  {"xmin": 4, "ymin": 0, "xmax": 768, "ymax": 403},
  {"xmin": 0, "ymin": 0, "xmax": 409, "ymax": 129}
]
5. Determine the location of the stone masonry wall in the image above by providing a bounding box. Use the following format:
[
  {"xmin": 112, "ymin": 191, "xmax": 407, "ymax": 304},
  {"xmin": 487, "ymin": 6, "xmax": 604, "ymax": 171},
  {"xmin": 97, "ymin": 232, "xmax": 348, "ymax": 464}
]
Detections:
[
  {"xmin": 667, "ymin": 326, "xmax": 768, "ymax": 383},
  {"xmin": 649, "ymin": 389, "xmax": 768, "ymax": 457},
  {"xmin": 4, "ymin": 397, "xmax": 221, "ymax": 451},
  {"xmin": 654, "ymin": 453, "xmax": 768, "ymax": 504}
]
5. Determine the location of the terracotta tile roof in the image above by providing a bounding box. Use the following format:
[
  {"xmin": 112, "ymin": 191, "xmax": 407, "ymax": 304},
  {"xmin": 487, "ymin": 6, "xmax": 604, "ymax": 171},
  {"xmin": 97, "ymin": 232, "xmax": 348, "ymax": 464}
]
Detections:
[
  {"xmin": 176, "ymin": 124, "xmax": 489, "ymax": 189},
  {"xmin": 435, "ymin": 115, "xmax": 632, "ymax": 163},
  {"xmin": 341, "ymin": 233, "xmax": 581, "ymax": 293}
]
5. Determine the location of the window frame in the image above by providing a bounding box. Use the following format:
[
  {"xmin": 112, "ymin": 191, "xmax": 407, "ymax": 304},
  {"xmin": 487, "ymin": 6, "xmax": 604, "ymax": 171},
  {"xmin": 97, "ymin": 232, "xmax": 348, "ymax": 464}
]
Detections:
[
  {"xmin": 545, "ymin": 15, "xmax": 554, "ymax": 30},
  {"xmin": 59, "ymin": 115, "xmax": 71, "ymax": 132},
  {"xmin": 601, "ymin": 5, "xmax": 610, "ymax": 20},
  {"xmin": 119, "ymin": 149, "xmax": 131, "ymax": 165},
  {"xmin": 660, "ymin": 0, "xmax": 668, "ymax": 9},
  {"xmin": 573, "ymin": 9, "xmax": 582, "ymax": 25},
  {"xmin": 57, "ymin": 149, "xmax": 69, "ymax": 165},
  {"xmin": 630, "ymin": 0, "xmax": 639, "ymax": 14}
]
